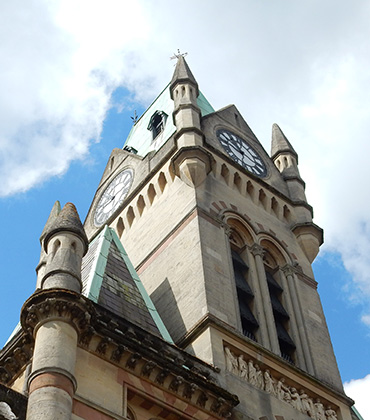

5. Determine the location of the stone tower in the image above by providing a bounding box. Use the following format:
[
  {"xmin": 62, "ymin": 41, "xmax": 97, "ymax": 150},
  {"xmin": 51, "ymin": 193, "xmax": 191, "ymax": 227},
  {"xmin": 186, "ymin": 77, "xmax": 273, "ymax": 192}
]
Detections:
[{"xmin": 82, "ymin": 57, "xmax": 356, "ymax": 419}]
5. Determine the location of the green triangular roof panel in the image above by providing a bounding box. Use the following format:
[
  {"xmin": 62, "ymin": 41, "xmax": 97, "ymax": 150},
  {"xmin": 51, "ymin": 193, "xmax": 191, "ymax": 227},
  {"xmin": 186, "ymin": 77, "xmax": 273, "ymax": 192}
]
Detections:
[
  {"xmin": 81, "ymin": 227, "xmax": 173, "ymax": 343},
  {"xmin": 123, "ymin": 83, "xmax": 214, "ymax": 157}
]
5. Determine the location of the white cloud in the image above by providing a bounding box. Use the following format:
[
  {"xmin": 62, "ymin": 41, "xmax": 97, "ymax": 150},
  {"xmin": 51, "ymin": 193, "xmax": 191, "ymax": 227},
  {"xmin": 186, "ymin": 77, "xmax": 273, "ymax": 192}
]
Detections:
[
  {"xmin": 2, "ymin": 0, "xmax": 370, "ymax": 329},
  {"xmin": 344, "ymin": 375, "xmax": 370, "ymax": 420}
]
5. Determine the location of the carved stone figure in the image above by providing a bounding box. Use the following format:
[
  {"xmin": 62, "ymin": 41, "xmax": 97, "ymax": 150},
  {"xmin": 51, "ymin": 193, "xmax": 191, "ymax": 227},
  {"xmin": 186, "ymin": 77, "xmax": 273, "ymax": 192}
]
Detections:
[
  {"xmin": 290, "ymin": 387, "xmax": 303, "ymax": 412},
  {"xmin": 300, "ymin": 389, "xmax": 315, "ymax": 417},
  {"xmin": 255, "ymin": 365, "xmax": 264, "ymax": 390},
  {"xmin": 263, "ymin": 370, "xmax": 275, "ymax": 395},
  {"xmin": 248, "ymin": 360, "xmax": 257, "ymax": 386},
  {"xmin": 238, "ymin": 355, "xmax": 248, "ymax": 380},
  {"xmin": 325, "ymin": 406, "xmax": 338, "ymax": 420},
  {"xmin": 314, "ymin": 399, "xmax": 326, "ymax": 420},
  {"xmin": 225, "ymin": 347, "xmax": 238, "ymax": 375},
  {"xmin": 276, "ymin": 378, "xmax": 289, "ymax": 402}
]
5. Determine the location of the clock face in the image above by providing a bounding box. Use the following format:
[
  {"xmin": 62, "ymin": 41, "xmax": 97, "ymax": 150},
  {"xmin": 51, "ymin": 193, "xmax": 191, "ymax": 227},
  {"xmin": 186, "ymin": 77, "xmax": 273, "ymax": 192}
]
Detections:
[
  {"xmin": 94, "ymin": 169, "xmax": 134, "ymax": 227},
  {"xmin": 217, "ymin": 129, "xmax": 267, "ymax": 178}
]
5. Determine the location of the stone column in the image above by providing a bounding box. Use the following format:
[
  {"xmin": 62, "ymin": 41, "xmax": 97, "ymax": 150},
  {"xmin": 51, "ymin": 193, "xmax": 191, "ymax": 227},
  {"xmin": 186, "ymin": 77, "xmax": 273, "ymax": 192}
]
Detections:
[
  {"xmin": 22, "ymin": 291, "xmax": 91, "ymax": 420},
  {"xmin": 279, "ymin": 266, "xmax": 306, "ymax": 369},
  {"xmin": 245, "ymin": 245, "xmax": 270, "ymax": 348},
  {"xmin": 250, "ymin": 244, "xmax": 280, "ymax": 354},
  {"xmin": 282, "ymin": 265, "xmax": 315, "ymax": 375}
]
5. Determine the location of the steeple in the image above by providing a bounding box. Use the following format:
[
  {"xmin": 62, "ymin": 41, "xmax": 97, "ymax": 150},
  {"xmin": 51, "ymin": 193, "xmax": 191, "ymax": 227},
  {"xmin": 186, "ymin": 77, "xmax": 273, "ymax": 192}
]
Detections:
[
  {"xmin": 36, "ymin": 200, "xmax": 61, "ymax": 289},
  {"xmin": 39, "ymin": 200, "xmax": 61, "ymax": 243},
  {"xmin": 40, "ymin": 202, "xmax": 88, "ymax": 293},
  {"xmin": 270, "ymin": 123, "xmax": 306, "ymax": 203},
  {"xmin": 170, "ymin": 55, "xmax": 199, "ymax": 97},
  {"xmin": 271, "ymin": 123, "xmax": 298, "ymax": 161}
]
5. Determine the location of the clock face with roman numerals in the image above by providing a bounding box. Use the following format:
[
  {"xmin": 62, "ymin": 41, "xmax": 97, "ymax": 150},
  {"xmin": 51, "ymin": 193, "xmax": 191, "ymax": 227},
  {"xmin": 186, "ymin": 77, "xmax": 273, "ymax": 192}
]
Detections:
[
  {"xmin": 217, "ymin": 129, "xmax": 267, "ymax": 178},
  {"xmin": 94, "ymin": 169, "xmax": 133, "ymax": 227}
]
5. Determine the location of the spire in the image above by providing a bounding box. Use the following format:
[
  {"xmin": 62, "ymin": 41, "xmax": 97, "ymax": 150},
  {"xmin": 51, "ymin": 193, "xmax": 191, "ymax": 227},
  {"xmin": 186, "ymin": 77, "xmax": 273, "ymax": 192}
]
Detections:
[
  {"xmin": 170, "ymin": 55, "xmax": 199, "ymax": 98},
  {"xmin": 271, "ymin": 123, "xmax": 298, "ymax": 161},
  {"xmin": 43, "ymin": 202, "xmax": 88, "ymax": 255},
  {"xmin": 39, "ymin": 200, "xmax": 61, "ymax": 243}
]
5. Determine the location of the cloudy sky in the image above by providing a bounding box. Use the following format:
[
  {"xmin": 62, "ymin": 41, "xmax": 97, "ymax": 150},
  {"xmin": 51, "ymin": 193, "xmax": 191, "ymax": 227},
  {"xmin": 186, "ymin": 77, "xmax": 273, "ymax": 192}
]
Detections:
[{"xmin": 0, "ymin": 0, "xmax": 369, "ymax": 417}]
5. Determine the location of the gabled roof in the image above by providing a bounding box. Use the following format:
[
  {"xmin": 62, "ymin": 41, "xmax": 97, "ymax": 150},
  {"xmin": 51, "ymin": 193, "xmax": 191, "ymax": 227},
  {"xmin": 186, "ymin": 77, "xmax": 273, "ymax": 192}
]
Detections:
[
  {"xmin": 81, "ymin": 226, "xmax": 173, "ymax": 343},
  {"xmin": 123, "ymin": 83, "xmax": 214, "ymax": 157}
]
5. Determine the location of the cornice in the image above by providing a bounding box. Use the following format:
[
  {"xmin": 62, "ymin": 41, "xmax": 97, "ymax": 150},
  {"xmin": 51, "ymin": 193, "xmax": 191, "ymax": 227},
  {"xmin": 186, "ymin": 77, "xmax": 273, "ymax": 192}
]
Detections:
[{"xmin": 1, "ymin": 296, "xmax": 239, "ymax": 419}]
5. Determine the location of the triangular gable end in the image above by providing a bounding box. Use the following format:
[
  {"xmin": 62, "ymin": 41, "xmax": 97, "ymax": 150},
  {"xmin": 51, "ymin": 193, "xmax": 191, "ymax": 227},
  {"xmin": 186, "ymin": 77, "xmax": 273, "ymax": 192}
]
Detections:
[{"xmin": 81, "ymin": 226, "xmax": 173, "ymax": 343}]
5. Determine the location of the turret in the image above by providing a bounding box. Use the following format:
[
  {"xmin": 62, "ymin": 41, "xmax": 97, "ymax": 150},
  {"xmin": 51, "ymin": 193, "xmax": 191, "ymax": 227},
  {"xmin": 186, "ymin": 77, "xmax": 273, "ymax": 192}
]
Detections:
[
  {"xmin": 271, "ymin": 123, "xmax": 307, "ymax": 203},
  {"xmin": 170, "ymin": 55, "xmax": 202, "ymax": 147},
  {"xmin": 35, "ymin": 200, "xmax": 61, "ymax": 290},
  {"xmin": 22, "ymin": 202, "xmax": 91, "ymax": 420},
  {"xmin": 39, "ymin": 202, "xmax": 88, "ymax": 293},
  {"xmin": 170, "ymin": 55, "xmax": 212, "ymax": 187},
  {"xmin": 271, "ymin": 124, "xmax": 323, "ymax": 262}
]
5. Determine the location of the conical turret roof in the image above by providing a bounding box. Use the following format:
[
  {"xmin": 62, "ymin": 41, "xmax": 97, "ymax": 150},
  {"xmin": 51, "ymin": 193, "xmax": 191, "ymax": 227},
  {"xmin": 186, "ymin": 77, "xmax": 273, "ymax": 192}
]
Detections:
[
  {"xmin": 170, "ymin": 55, "xmax": 199, "ymax": 96},
  {"xmin": 40, "ymin": 200, "xmax": 61, "ymax": 243},
  {"xmin": 43, "ymin": 202, "xmax": 88, "ymax": 255},
  {"xmin": 271, "ymin": 123, "xmax": 298, "ymax": 160}
]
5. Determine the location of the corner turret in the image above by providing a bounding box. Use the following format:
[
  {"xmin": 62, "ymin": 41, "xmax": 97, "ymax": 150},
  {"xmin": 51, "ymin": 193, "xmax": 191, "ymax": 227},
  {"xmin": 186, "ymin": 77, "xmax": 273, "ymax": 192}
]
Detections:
[
  {"xmin": 36, "ymin": 200, "xmax": 61, "ymax": 290},
  {"xmin": 38, "ymin": 202, "xmax": 88, "ymax": 293},
  {"xmin": 170, "ymin": 55, "xmax": 212, "ymax": 187},
  {"xmin": 170, "ymin": 55, "xmax": 202, "ymax": 147},
  {"xmin": 271, "ymin": 123, "xmax": 306, "ymax": 203}
]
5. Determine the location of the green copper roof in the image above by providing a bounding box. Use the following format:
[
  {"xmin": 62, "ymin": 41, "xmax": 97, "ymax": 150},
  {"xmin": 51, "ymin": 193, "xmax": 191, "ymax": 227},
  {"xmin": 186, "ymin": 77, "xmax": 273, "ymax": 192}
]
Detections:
[
  {"xmin": 81, "ymin": 226, "xmax": 173, "ymax": 343},
  {"xmin": 123, "ymin": 83, "xmax": 214, "ymax": 157}
]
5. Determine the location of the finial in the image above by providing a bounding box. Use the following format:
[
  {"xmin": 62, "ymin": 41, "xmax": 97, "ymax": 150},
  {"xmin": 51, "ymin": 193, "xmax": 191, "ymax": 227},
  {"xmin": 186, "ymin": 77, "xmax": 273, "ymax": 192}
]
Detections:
[
  {"xmin": 131, "ymin": 110, "xmax": 138, "ymax": 124},
  {"xmin": 170, "ymin": 49, "xmax": 188, "ymax": 61}
]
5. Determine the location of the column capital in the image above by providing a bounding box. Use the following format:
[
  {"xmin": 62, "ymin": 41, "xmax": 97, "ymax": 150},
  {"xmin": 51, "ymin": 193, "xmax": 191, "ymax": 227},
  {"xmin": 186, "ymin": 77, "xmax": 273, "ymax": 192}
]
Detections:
[
  {"xmin": 281, "ymin": 264, "xmax": 295, "ymax": 277},
  {"xmin": 250, "ymin": 243, "xmax": 264, "ymax": 257}
]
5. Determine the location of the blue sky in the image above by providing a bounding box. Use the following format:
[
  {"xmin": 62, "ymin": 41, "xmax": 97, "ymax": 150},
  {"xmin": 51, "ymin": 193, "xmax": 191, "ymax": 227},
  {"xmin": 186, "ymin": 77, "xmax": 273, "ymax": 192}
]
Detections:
[{"xmin": 1, "ymin": 1, "xmax": 369, "ymax": 417}]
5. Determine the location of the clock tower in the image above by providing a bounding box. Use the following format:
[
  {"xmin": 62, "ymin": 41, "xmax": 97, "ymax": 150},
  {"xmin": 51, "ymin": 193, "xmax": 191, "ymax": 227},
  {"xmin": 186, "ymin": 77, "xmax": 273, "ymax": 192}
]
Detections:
[{"xmin": 84, "ymin": 56, "xmax": 355, "ymax": 419}]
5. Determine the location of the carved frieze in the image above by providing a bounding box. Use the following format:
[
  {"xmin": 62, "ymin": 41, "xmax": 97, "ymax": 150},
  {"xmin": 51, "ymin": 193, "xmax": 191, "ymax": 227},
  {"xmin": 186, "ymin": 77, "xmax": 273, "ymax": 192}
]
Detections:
[{"xmin": 224, "ymin": 346, "xmax": 338, "ymax": 420}]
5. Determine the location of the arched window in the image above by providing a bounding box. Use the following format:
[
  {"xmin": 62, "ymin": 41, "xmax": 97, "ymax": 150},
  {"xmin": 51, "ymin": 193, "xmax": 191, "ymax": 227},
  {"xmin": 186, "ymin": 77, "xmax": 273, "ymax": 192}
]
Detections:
[
  {"xmin": 263, "ymin": 249, "xmax": 295, "ymax": 363},
  {"xmin": 232, "ymin": 250, "xmax": 259, "ymax": 341}
]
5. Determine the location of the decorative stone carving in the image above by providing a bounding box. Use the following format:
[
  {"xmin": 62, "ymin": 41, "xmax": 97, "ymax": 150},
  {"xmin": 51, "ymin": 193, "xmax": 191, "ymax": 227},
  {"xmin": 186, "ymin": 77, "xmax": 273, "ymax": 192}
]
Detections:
[
  {"xmin": 264, "ymin": 370, "xmax": 275, "ymax": 395},
  {"xmin": 255, "ymin": 365, "xmax": 264, "ymax": 390},
  {"xmin": 238, "ymin": 355, "xmax": 248, "ymax": 380},
  {"xmin": 315, "ymin": 399, "xmax": 326, "ymax": 420},
  {"xmin": 21, "ymin": 291, "xmax": 93, "ymax": 338},
  {"xmin": 169, "ymin": 376, "xmax": 183, "ymax": 392},
  {"xmin": 281, "ymin": 264, "xmax": 295, "ymax": 278},
  {"xmin": 96, "ymin": 337, "xmax": 112, "ymax": 355},
  {"xmin": 325, "ymin": 406, "xmax": 338, "ymax": 420},
  {"xmin": 183, "ymin": 383, "xmax": 198, "ymax": 399},
  {"xmin": 126, "ymin": 353, "xmax": 141, "ymax": 369},
  {"xmin": 248, "ymin": 360, "xmax": 257, "ymax": 387},
  {"xmin": 224, "ymin": 346, "xmax": 338, "ymax": 420},
  {"xmin": 111, "ymin": 345, "xmax": 127, "ymax": 363},
  {"xmin": 197, "ymin": 391, "xmax": 208, "ymax": 408},
  {"xmin": 141, "ymin": 361, "xmax": 156, "ymax": 378},
  {"xmin": 155, "ymin": 369, "xmax": 169, "ymax": 385},
  {"xmin": 225, "ymin": 347, "xmax": 238, "ymax": 375},
  {"xmin": 0, "ymin": 402, "xmax": 17, "ymax": 420},
  {"xmin": 250, "ymin": 243, "xmax": 264, "ymax": 257}
]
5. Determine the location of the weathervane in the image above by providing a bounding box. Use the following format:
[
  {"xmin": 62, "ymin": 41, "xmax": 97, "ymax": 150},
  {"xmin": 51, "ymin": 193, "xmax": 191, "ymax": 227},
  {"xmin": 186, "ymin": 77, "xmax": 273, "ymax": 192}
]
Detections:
[
  {"xmin": 170, "ymin": 49, "xmax": 188, "ymax": 60},
  {"xmin": 131, "ymin": 110, "xmax": 138, "ymax": 124}
]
